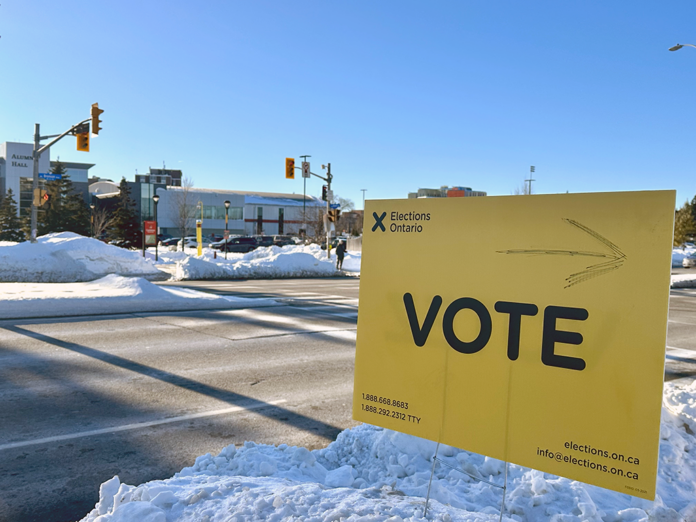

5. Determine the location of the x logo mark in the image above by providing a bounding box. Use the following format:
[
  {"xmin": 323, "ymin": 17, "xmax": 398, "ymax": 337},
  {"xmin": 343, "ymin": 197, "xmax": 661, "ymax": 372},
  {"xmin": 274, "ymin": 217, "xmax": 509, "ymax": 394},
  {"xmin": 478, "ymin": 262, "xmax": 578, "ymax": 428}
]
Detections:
[{"xmin": 372, "ymin": 211, "xmax": 387, "ymax": 232}]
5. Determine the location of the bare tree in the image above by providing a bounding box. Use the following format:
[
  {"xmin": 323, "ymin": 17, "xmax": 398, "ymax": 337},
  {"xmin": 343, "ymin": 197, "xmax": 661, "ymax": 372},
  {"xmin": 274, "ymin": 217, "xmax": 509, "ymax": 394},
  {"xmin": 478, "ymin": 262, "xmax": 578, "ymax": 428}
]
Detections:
[
  {"xmin": 512, "ymin": 182, "xmax": 533, "ymax": 195},
  {"xmin": 171, "ymin": 176, "xmax": 197, "ymax": 241},
  {"xmin": 335, "ymin": 195, "xmax": 355, "ymax": 235},
  {"xmin": 301, "ymin": 204, "xmax": 326, "ymax": 241},
  {"xmin": 92, "ymin": 206, "xmax": 113, "ymax": 239}
]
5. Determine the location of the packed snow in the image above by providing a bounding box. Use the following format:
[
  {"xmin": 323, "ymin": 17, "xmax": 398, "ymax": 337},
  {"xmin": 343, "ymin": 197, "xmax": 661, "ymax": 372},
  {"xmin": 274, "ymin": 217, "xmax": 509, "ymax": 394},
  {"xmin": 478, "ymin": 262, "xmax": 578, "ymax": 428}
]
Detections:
[
  {"xmin": 0, "ymin": 232, "xmax": 163, "ymax": 282},
  {"xmin": 0, "ymin": 274, "xmax": 278, "ymax": 320},
  {"xmin": 158, "ymin": 244, "xmax": 360, "ymax": 281},
  {"xmin": 79, "ymin": 381, "xmax": 696, "ymax": 522}
]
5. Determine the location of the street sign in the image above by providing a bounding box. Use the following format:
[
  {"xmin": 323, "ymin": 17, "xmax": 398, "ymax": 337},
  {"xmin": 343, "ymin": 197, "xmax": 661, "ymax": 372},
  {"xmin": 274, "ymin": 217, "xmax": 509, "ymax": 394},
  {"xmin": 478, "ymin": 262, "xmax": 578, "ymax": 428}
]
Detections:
[
  {"xmin": 330, "ymin": 203, "xmax": 340, "ymax": 209},
  {"xmin": 327, "ymin": 190, "xmax": 334, "ymax": 201},
  {"xmin": 353, "ymin": 191, "xmax": 675, "ymax": 500},
  {"xmin": 39, "ymin": 172, "xmax": 61, "ymax": 181},
  {"xmin": 302, "ymin": 161, "xmax": 310, "ymax": 178},
  {"xmin": 224, "ymin": 230, "xmax": 230, "ymax": 239}
]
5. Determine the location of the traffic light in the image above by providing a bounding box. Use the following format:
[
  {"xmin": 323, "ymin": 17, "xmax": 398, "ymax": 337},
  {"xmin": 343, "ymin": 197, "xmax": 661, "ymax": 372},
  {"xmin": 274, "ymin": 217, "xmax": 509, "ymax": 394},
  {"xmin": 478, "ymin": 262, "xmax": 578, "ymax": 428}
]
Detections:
[
  {"xmin": 76, "ymin": 132, "xmax": 90, "ymax": 152},
  {"xmin": 328, "ymin": 209, "xmax": 341, "ymax": 222},
  {"xmin": 322, "ymin": 185, "xmax": 328, "ymax": 201},
  {"xmin": 91, "ymin": 103, "xmax": 104, "ymax": 135},
  {"xmin": 285, "ymin": 158, "xmax": 295, "ymax": 179}
]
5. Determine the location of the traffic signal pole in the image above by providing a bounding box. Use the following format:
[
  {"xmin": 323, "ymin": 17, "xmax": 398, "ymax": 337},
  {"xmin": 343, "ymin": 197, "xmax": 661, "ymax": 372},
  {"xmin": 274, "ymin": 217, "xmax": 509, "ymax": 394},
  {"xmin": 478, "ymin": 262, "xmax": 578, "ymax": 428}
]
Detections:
[
  {"xmin": 30, "ymin": 118, "xmax": 90, "ymax": 242},
  {"xmin": 287, "ymin": 158, "xmax": 334, "ymax": 258}
]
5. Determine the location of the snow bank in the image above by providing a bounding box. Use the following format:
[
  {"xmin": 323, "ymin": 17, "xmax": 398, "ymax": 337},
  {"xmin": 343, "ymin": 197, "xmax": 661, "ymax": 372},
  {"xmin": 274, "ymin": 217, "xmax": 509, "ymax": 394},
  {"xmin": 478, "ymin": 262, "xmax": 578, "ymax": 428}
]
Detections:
[
  {"xmin": 672, "ymin": 246, "xmax": 695, "ymax": 268},
  {"xmin": 80, "ymin": 381, "xmax": 696, "ymax": 522},
  {"xmin": 0, "ymin": 233, "xmax": 163, "ymax": 282},
  {"xmin": 0, "ymin": 274, "xmax": 279, "ymax": 319},
  {"xmin": 173, "ymin": 244, "xmax": 361, "ymax": 280}
]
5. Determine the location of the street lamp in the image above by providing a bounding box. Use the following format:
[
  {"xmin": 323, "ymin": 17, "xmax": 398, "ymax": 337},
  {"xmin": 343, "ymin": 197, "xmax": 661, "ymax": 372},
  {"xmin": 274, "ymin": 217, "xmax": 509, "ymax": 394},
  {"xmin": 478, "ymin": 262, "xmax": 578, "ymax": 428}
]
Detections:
[
  {"xmin": 669, "ymin": 43, "xmax": 696, "ymax": 51},
  {"xmin": 224, "ymin": 200, "xmax": 230, "ymax": 259},
  {"xmin": 90, "ymin": 204, "xmax": 95, "ymax": 238},
  {"xmin": 153, "ymin": 194, "xmax": 160, "ymax": 261}
]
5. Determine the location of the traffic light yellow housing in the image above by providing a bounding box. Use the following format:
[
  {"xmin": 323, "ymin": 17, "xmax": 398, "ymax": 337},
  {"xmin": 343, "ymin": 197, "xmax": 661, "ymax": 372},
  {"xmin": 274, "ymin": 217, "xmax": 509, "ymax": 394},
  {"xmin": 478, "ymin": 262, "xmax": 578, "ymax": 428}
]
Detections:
[
  {"xmin": 285, "ymin": 158, "xmax": 295, "ymax": 179},
  {"xmin": 76, "ymin": 132, "xmax": 90, "ymax": 152},
  {"xmin": 91, "ymin": 103, "xmax": 104, "ymax": 135}
]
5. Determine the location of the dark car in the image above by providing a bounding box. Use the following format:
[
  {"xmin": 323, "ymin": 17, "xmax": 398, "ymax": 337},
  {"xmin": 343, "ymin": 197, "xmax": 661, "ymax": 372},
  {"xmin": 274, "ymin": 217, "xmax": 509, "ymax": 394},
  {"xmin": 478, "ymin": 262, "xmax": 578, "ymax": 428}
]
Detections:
[
  {"xmin": 212, "ymin": 236, "xmax": 258, "ymax": 253},
  {"xmin": 160, "ymin": 237, "xmax": 180, "ymax": 246},
  {"xmin": 254, "ymin": 235, "xmax": 275, "ymax": 248}
]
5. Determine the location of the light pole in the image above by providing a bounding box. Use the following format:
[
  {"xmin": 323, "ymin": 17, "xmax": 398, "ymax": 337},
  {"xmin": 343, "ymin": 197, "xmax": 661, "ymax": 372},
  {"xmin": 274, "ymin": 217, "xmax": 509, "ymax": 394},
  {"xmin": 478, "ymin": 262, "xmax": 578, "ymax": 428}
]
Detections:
[
  {"xmin": 90, "ymin": 204, "xmax": 95, "ymax": 238},
  {"xmin": 669, "ymin": 43, "xmax": 696, "ymax": 52},
  {"xmin": 224, "ymin": 200, "xmax": 230, "ymax": 259},
  {"xmin": 153, "ymin": 194, "xmax": 160, "ymax": 261}
]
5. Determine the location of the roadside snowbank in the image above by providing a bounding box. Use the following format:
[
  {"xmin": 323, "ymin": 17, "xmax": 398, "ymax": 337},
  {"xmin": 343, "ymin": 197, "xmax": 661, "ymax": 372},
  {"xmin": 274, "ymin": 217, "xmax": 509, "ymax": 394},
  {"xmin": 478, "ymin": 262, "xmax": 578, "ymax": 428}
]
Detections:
[
  {"xmin": 80, "ymin": 381, "xmax": 696, "ymax": 522},
  {"xmin": 172, "ymin": 244, "xmax": 361, "ymax": 280},
  {"xmin": 0, "ymin": 274, "xmax": 278, "ymax": 319},
  {"xmin": 672, "ymin": 246, "xmax": 695, "ymax": 268},
  {"xmin": 0, "ymin": 233, "xmax": 162, "ymax": 282}
]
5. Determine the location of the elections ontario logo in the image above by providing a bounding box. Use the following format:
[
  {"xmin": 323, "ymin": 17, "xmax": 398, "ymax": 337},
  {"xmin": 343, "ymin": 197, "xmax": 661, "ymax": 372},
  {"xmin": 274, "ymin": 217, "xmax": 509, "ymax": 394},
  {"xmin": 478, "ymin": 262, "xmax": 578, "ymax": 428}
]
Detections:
[{"xmin": 372, "ymin": 211, "xmax": 430, "ymax": 234}]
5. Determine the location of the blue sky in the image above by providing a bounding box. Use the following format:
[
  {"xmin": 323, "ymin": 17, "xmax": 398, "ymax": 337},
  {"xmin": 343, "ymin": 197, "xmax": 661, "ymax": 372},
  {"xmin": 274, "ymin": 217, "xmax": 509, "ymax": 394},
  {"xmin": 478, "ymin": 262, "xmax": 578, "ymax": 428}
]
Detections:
[{"xmin": 2, "ymin": 1, "xmax": 695, "ymax": 209}]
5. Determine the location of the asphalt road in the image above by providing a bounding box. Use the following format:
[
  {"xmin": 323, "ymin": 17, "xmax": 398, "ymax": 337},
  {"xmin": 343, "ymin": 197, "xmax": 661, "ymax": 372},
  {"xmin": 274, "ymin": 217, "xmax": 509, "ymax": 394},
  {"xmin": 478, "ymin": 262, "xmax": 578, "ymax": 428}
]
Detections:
[
  {"xmin": 1, "ymin": 276, "xmax": 693, "ymax": 522},
  {"xmin": 0, "ymin": 283, "xmax": 359, "ymax": 522}
]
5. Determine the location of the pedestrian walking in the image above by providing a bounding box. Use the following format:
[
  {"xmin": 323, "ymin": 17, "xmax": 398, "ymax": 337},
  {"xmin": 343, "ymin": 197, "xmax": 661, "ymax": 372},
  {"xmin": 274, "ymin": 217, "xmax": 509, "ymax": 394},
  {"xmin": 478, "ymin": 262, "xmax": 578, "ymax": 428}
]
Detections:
[{"xmin": 336, "ymin": 239, "xmax": 346, "ymax": 270}]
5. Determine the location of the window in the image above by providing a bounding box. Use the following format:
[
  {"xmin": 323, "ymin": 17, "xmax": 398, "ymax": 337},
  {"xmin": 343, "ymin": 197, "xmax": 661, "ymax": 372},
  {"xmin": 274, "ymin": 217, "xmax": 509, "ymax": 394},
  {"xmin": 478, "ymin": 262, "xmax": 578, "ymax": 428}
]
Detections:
[{"xmin": 200, "ymin": 205, "xmax": 243, "ymax": 220}]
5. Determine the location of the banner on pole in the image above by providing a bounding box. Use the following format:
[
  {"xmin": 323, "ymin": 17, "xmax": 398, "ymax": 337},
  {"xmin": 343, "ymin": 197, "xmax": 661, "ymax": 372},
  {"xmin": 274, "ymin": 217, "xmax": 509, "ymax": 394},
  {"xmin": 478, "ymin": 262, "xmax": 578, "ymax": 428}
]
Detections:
[{"xmin": 144, "ymin": 220, "xmax": 157, "ymax": 245}]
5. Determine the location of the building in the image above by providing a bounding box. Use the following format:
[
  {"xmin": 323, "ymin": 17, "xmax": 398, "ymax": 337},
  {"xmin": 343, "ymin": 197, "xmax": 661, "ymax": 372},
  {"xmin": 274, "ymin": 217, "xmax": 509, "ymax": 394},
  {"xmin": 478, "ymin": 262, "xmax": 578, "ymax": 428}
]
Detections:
[
  {"xmin": 152, "ymin": 187, "xmax": 323, "ymax": 238},
  {"xmin": 408, "ymin": 185, "xmax": 487, "ymax": 198}
]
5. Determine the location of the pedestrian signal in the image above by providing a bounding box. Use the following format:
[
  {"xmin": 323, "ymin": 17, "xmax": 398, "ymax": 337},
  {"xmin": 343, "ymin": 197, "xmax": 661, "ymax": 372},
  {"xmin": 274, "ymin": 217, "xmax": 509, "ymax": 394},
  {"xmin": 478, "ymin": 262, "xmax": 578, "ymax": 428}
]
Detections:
[{"xmin": 286, "ymin": 158, "xmax": 295, "ymax": 179}]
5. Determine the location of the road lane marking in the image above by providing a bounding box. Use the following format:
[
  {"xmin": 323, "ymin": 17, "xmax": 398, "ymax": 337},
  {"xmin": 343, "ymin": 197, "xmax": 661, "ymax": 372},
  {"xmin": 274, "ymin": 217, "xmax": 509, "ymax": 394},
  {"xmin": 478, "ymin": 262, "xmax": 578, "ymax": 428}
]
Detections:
[{"xmin": 0, "ymin": 400, "xmax": 287, "ymax": 452}]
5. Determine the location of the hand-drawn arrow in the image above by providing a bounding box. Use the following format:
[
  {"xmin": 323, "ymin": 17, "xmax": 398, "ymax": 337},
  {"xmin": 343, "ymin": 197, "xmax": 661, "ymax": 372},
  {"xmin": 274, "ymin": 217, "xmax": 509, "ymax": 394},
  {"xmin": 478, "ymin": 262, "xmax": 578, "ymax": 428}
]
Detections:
[{"xmin": 497, "ymin": 219, "xmax": 626, "ymax": 289}]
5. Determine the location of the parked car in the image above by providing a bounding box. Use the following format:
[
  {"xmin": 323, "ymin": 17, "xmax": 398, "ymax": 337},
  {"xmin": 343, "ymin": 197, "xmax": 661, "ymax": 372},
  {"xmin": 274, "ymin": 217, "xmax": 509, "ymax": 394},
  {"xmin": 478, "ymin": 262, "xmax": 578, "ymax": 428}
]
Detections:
[
  {"xmin": 273, "ymin": 235, "xmax": 294, "ymax": 247},
  {"xmin": 683, "ymin": 252, "xmax": 696, "ymax": 268},
  {"xmin": 180, "ymin": 236, "xmax": 211, "ymax": 249},
  {"xmin": 160, "ymin": 237, "xmax": 180, "ymax": 247},
  {"xmin": 253, "ymin": 235, "xmax": 275, "ymax": 248},
  {"xmin": 212, "ymin": 236, "xmax": 258, "ymax": 253}
]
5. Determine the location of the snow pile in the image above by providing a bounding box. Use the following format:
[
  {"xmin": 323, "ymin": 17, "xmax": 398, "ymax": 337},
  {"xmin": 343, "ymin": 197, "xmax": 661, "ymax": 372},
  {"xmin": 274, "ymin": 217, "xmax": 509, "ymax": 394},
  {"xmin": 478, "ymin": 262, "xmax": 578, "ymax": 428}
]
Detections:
[
  {"xmin": 173, "ymin": 244, "xmax": 361, "ymax": 280},
  {"xmin": 80, "ymin": 381, "xmax": 696, "ymax": 522},
  {"xmin": 672, "ymin": 246, "xmax": 695, "ymax": 268},
  {"xmin": 0, "ymin": 274, "xmax": 279, "ymax": 319},
  {"xmin": 0, "ymin": 233, "xmax": 163, "ymax": 282}
]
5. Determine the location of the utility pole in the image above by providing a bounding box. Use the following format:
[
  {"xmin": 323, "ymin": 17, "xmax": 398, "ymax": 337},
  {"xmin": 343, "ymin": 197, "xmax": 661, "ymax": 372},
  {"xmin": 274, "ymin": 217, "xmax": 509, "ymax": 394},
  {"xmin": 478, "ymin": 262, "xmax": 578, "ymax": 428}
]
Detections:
[
  {"xmin": 300, "ymin": 155, "xmax": 311, "ymax": 237},
  {"xmin": 325, "ymin": 163, "xmax": 332, "ymax": 257},
  {"xmin": 526, "ymin": 166, "xmax": 536, "ymax": 195}
]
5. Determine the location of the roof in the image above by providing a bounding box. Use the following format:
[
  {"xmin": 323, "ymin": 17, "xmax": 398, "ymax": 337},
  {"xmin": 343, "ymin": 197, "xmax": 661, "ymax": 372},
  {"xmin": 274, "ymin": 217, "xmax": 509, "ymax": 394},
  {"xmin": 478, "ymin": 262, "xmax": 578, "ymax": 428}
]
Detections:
[{"xmin": 166, "ymin": 186, "xmax": 320, "ymax": 202}]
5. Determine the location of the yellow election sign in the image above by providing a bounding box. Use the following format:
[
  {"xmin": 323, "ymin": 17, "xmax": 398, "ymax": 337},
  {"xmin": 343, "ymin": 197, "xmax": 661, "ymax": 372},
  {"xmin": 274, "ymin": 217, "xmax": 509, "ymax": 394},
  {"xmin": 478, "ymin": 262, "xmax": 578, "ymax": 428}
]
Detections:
[{"xmin": 353, "ymin": 190, "xmax": 675, "ymax": 500}]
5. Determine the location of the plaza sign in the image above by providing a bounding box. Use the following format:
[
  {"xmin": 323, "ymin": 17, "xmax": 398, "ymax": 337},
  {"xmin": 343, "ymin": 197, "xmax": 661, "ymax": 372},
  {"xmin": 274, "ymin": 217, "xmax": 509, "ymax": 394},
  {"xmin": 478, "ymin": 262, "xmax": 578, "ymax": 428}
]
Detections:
[{"xmin": 353, "ymin": 190, "xmax": 675, "ymax": 500}]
